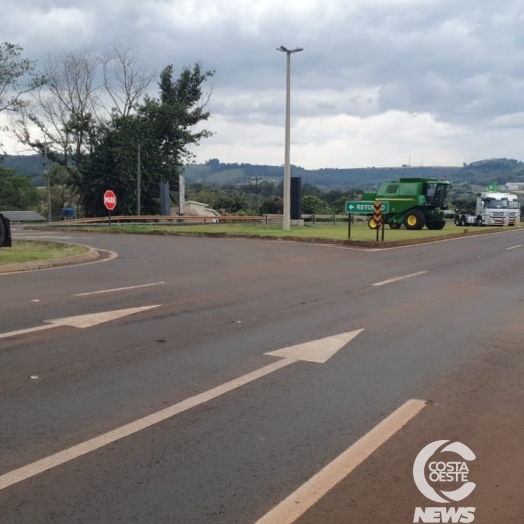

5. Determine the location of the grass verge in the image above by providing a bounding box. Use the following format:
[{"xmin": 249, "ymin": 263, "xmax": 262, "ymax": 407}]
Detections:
[
  {"xmin": 36, "ymin": 222, "xmax": 523, "ymax": 247},
  {"xmin": 0, "ymin": 241, "xmax": 89, "ymax": 265}
]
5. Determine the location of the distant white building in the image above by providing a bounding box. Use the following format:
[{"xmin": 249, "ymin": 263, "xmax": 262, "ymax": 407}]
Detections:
[
  {"xmin": 505, "ymin": 183, "xmax": 524, "ymax": 191},
  {"xmin": 178, "ymin": 200, "xmax": 220, "ymax": 219}
]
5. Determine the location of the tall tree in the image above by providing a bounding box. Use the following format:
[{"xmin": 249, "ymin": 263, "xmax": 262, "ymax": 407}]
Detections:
[
  {"xmin": 101, "ymin": 44, "xmax": 155, "ymax": 117},
  {"xmin": 15, "ymin": 48, "xmax": 101, "ymax": 166},
  {"xmin": 11, "ymin": 45, "xmax": 157, "ymax": 215},
  {"xmin": 0, "ymin": 42, "xmax": 44, "ymax": 114},
  {"xmin": 140, "ymin": 63, "xmax": 214, "ymax": 178},
  {"xmin": 80, "ymin": 63, "xmax": 214, "ymax": 216}
]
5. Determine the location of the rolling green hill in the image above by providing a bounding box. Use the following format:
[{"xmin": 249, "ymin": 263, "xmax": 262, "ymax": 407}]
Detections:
[{"xmin": 3, "ymin": 154, "xmax": 524, "ymax": 190}]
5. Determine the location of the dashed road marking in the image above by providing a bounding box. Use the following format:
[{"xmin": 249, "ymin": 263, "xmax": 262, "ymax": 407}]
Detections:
[
  {"xmin": 73, "ymin": 282, "xmax": 165, "ymax": 296},
  {"xmin": 255, "ymin": 399, "xmax": 427, "ymax": 524},
  {"xmin": 371, "ymin": 271, "xmax": 428, "ymax": 287}
]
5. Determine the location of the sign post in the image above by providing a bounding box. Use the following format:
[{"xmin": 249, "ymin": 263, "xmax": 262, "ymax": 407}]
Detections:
[
  {"xmin": 103, "ymin": 190, "xmax": 117, "ymax": 226},
  {"xmin": 373, "ymin": 201, "xmax": 382, "ymax": 241},
  {"xmin": 345, "ymin": 200, "xmax": 389, "ymax": 242}
]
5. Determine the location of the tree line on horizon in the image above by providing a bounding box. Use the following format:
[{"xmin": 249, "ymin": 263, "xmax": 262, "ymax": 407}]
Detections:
[{"xmin": 1, "ymin": 158, "xmax": 519, "ymax": 218}]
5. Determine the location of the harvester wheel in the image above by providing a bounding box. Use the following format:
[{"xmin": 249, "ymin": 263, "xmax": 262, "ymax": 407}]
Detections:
[
  {"xmin": 403, "ymin": 209, "xmax": 425, "ymax": 230},
  {"xmin": 368, "ymin": 217, "xmax": 380, "ymax": 229},
  {"xmin": 426, "ymin": 220, "xmax": 446, "ymax": 230}
]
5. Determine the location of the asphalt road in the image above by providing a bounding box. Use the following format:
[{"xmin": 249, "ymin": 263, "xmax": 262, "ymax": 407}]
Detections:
[{"xmin": 1, "ymin": 227, "xmax": 523, "ymax": 523}]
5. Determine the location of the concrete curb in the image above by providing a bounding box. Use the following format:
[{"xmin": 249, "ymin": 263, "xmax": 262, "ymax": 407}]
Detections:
[
  {"xmin": 26, "ymin": 224, "xmax": 523, "ymax": 249},
  {"xmin": 0, "ymin": 244, "xmax": 104, "ymax": 274}
]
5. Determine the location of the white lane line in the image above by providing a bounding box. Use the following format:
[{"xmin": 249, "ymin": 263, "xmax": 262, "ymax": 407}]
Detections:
[
  {"xmin": 73, "ymin": 282, "xmax": 165, "ymax": 296},
  {"xmin": 255, "ymin": 399, "xmax": 427, "ymax": 524},
  {"xmin": 12, "ymin": 232, "xmax": 52, "ymax": 236},
  {"xmin": 0, "ymin": 358, "xmax": 294, "ymax": 491},
  {"xmin": 506, "ymin": 244, "xmax": 522, "ymax": 250},
  {"xmin": 0, "ymin": 324, "xmax": 57, "ymax": 341},
  {"xmin": 371, "ymin": 271, "xmax": 428, "ymax": 287}
]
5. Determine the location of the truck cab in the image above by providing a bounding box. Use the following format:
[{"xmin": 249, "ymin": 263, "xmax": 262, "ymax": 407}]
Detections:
[
  {"xmin": 506, "ymin": 194, "xmax": 521, "ymax": 226},
  {"xmin": 476, "ymin": 192, "xmax": 519, "ymax": 226}
]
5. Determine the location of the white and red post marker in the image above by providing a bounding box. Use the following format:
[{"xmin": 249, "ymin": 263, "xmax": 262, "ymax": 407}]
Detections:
[{"xmin": 103, "ymin": 190, "xmax": 117, "ymax": 225}]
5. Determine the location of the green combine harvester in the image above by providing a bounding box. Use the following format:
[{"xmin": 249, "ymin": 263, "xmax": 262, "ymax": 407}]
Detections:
[{"xmin": 361, "ymin": 178, "xmax": 451, "ymax": 230}]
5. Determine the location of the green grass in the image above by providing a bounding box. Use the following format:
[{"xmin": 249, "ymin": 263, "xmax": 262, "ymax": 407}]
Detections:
[
  {"xmin": 0, "ymin": 241, "xmax": 88, "ymax": 265},
  {"xmin": 53, "ymin": 221, "xmax": 520, "ymax": 244}
]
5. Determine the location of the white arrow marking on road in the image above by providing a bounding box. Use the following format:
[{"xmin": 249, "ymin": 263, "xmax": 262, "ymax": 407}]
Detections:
[
  {"xmin": 0, "ymin": 329, "xmax": 364, "ymax": 491},
  {"xmin": 0, "ymin": 305, "xmax": 160, "ymax": 341},
  {"xmin": 265, "ymin": 330, "xmax": 364, "ymax": 363}
]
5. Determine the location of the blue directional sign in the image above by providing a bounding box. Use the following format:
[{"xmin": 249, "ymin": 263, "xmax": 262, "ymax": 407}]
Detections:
[{"xmin": 345, "ymin": 201, "xmax": 389, "ymax": 214}]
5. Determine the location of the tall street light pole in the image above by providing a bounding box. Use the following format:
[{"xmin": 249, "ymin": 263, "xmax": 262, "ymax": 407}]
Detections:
[
  {"xmin": 277, "ymin": 45, "xmax": 303, "ymax": 231},
  {"xmin": 44, "ymin": 141, "xmax": 52, "ymax": 223}
]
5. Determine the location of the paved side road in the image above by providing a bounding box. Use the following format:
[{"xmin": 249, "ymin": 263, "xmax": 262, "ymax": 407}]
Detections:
[
  {"xmin": 294, "ymin": 312, "xmax": 524, "ymax": 524},
  {"xmin": 0, "ymin": 229, "xmax": 523, "ymax": 523}
]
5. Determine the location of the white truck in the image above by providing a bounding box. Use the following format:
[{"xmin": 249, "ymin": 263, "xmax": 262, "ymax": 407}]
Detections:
[{"xmin": 454, "ymin": 191, "xmax": 520, "ymax": 227}]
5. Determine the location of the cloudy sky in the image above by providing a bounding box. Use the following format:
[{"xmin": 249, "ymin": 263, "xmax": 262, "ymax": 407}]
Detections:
[{"xmin": 3, "ymin": 0, "xmax": 524, "ymax": 169}]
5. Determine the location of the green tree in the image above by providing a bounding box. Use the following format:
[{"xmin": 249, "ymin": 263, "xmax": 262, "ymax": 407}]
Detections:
[
  {"xmin": 0, "ymin": 42, "xmax": 45, "ymax": 114},
  {"xmin": 79, "ymin": 63, "xmax": 214, "ymax": 216},
  {"xmin": 330, "ymin": 197, "xmax": 349, "ymax": 214},
  {"xmin": 301, "ymin": 195, "xmax": 329, "ymax": 214},
  {"xmin": 302, "ymin": 183, "xmax": 323, "ymax": 198},
  {"xmin": 214, "ymin": 192, "xmax": 247, "ymax": 214},
  {"xmin": 0, "ymin": 165, "xmax": 40, "ymax": 210},
  {"xmin": 260, "ymin": 196, "xmax": 283, "ymax": 214}
]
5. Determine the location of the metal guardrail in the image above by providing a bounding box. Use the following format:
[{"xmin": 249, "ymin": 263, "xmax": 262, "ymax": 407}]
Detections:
[
  {"xmin": 302, "ymin": 214, "xmax": 367, "ymax": 224},
  {"xmin": 47, "ymin": 214, "xmax": 367, "ymax": 227},
  {"xmin": 50, "ymin": 215, "xmax": 284, "ymax": 226}
]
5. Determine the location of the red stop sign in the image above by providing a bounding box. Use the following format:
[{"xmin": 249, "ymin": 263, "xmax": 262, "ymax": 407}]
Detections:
[{"xmin": 104, "ymin": 190, "xmax": 117, "ymax": 211}]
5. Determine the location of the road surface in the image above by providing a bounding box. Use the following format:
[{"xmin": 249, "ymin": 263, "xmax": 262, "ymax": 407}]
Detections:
[{"xmin": 1, "ymin": 228, "xmax": 523, "ymax": 523}]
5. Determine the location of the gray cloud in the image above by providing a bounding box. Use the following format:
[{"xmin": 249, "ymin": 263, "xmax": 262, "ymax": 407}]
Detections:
[{"xmin": 3, "ymin": 0, "xmax": 524, "ymax": 167}]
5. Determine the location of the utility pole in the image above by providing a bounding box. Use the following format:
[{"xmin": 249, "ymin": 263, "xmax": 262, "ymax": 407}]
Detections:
[
  {"xmin": 44, "ymin": 142, "xmax": 52, "ymax": 222},
  {"xmin": 137, "ymin": 144, "xmax": 141, "ymax": 216},
  {"xmin": 250, "ymin": 176, "xmax": 263, "ymax": 215}
]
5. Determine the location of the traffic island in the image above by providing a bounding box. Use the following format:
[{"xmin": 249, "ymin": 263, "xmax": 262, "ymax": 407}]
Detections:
[
  {"xmin": 0, "ymin": 241, "xmax": 111, "ymax": 273},
  {"xmin": 26, "ymin": 222, "xmax": 523, "ymax": 249}
]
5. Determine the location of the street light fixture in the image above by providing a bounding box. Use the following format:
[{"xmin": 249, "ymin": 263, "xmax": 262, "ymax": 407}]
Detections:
[{"xmin": 277, "ymin": 45, "xmax": 303, "ymax": 231}]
